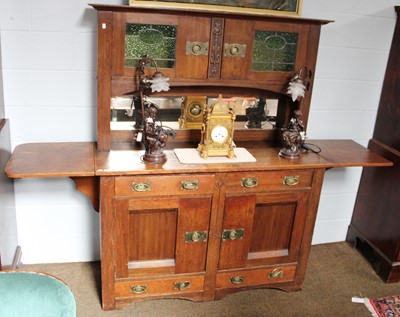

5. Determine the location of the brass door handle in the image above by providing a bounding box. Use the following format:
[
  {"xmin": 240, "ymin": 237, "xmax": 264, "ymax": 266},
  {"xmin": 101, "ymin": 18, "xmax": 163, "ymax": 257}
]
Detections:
[
  {"xmin": 222, "ymin": 228, "xmax": 245, "ymax": 241},
  {"xmin": 173, "ymin": 281, "xmax": 191, "ymax": 290},
  {"xmin": 241, "ymin": 177, "xmax": 258, "ymax": 188},
  {"xmin": 132, "ymin": 182, "xmax": 151, "ymax": 192},
  {"xmin": 186, "ymin": 41, "xmax": 209, "ymax": 55},
  {"xmin": 269, "ymin": 268, "xmax": 284, "ymax": 279},
  {"xmin": 181, "ymin": 180, "xmax": 199, "ymax": 190},
  {"xmin": 230, "ymin": 276, "xmax": 245, "ymax": 284},
  {"xmin": 224, "ymin": 43, "xmax": 246, "ymax": 57},
  {"xmin": 185, "ymin": 231, "xmax": 207, "ymax": 243},
  {"xmin": 283, "ymin": 175, "xmax": 299, "ymax": 186},
  {"xmin": 130, "ymin": 284, "xmax": 147, "ymax": 294}
]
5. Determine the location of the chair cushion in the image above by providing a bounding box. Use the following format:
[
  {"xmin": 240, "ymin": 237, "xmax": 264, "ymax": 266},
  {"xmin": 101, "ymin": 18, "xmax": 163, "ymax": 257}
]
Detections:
[{"xmin": 0, "ymin": 271, "xmax": 76, "ymax": 317}]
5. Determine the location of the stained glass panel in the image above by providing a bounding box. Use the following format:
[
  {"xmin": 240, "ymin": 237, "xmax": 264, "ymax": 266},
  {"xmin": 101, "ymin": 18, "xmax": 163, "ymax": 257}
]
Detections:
[
  {"xmin": 252, "ymin": 30, "xmax": 298, "ymax": 72},
  {"xmin": 125, "ymin": 23, "xmax": 177, "ymax": 68}
]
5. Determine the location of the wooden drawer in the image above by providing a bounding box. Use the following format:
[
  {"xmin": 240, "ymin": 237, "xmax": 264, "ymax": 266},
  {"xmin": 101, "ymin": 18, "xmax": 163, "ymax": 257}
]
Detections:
[
  {"xmin": 115, "ymin": 274, "xmax": 205, "ymax": 298},
  {"xmin": 216, "ymin": 265, "xmax": 297, "ymax": 288},
  {"xmin": 225, "ymin": 170, "xmax": 314, "ymax": 193},
  {"xmin": 115, "ymin": 174, "xmax": 215, "ymax": 197}
]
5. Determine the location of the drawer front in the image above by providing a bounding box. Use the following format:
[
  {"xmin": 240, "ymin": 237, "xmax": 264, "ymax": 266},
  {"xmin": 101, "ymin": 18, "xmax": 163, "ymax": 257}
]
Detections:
[
  {"xmin": 115, "ymin": 174, "xmax": 215, "ymax": 197},
  {"xmin": 225, "ymin": 170, "xmax": 314, "ymax": 192},
  {"xmin": 216, "ymin": 265, "xmax": 296, "ymax": 288},
  {"xmin": 115, "ymin": 275, "xmax": 205, "ymax": 298}
]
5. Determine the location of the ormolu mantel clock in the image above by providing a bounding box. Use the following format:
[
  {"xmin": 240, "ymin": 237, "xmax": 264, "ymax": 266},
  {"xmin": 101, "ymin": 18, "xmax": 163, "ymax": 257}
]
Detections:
[
  {"xmin": 197, "ymin": 95, "xmax": 236, "ymax": 159},
  {"xmin": 178, "ymin": 96, "xmax": 207, "ymax": 129}
]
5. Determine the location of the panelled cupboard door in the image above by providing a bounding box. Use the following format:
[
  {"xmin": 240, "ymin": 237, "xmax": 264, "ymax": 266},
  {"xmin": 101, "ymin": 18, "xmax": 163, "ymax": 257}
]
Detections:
[
  {"xmin": 221, "ymin": 19, "xmax": 310, "ymax": 84},
  {"xmin": 218, "ymin": 191, "xmax": 310, "ymax": 270},
  {"xmin": 114, "ymin": 195, "xmax": 212, "ymax": 278},
  {"xmin": 112, "ymin": 12, "xmax": 210, "ymax": 80}
]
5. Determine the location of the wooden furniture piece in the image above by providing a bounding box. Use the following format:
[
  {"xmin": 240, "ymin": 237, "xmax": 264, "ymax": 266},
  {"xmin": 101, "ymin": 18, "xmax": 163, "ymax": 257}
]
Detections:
[
  {"xmin": 0, "ymin": 118, "xmax": 17, "ymax": 270},
  {"xmin": 93, "ymin": 3, "xmax": 329, "ymax": 149},
  {"xmin": 346, "ymin": 6, "xmax": 400, "ymax": 284},
  {"xmin": 6, "ymin": 141, "xmax": 391, "ymax": 310},
  {"xmin": 4, "ymin": 4, "xmax": 393, "ymax": 310}
]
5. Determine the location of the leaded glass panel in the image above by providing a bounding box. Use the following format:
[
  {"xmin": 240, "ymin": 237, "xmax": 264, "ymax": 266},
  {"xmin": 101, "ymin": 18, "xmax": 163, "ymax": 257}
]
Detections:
[
  {"xmin": 252, "ymin": 31, "xmax": 298, "ymax": 72},
  {"xmin": 125, "ymin": 23, "xmax": 177, "ymax": 68}
]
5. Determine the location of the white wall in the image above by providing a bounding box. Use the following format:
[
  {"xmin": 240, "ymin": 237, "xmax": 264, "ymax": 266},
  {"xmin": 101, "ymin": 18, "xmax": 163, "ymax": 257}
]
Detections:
[
  {"xmin": 302, "ymin": 0, "xmax": 400, "ymax": 243},
  {"xmin": 0, "ymin": 0, "xmax": 399, "ymax": 263}
]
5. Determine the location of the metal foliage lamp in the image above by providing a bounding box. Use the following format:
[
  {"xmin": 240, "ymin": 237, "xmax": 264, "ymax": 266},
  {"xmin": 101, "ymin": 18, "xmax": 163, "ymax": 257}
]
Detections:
[
  {"xmin": 279, "ymin": 66, "xmax": 309, "ymax": 159},
  {"xmin": 134, "ymin": 55, "xmax": 170, "ymax": 163}
]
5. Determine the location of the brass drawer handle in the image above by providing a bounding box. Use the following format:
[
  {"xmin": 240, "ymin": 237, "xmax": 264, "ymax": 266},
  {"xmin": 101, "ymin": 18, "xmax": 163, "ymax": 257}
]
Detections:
[
  {"xmin": 269, "ymin": 268, "xmax": 284, "ymax": 279},
  {"xmin": 132, "ymin": 182, "xmax": 151, "ymax": 192},
  {"xmin": 185, "ymin": 231, "xmax": 207, "ymax": 243},
  {"xmin": 222, "ymin": 228, "xmax": 244, "ymax": 241},
  {"xmin": 241, "ymin": 177, "xmax": 258, "ymax": 188},
  {"xmin": 230, "ymin": 276, "xmax": 245, "ymax": 284},
  {"xmin": 224, "ymin": 43, "xmax": 246, "ymax": 57},
  {"xmin": 173, "ymin": 281, "xmax": 191, "ymax": 290},
  {"xmin": 130, "ymin": 284, "xmax": 147, "ymax": 294},
  {"xmin": 283, "ymin": 175, "xmax": 299, "ymax": 186},
  {"xmin": 181, "ymin": 180, "xmax": 199, "ymax": 190},
  {"xmin": 186, "ymin": 41, "xmax": 209, "ymax": 56}
]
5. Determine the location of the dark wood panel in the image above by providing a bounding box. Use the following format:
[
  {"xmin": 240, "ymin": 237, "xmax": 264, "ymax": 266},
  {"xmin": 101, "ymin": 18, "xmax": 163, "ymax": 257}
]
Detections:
[
  {"xmin": 250, "ymin": 203, "xmax": 296, "ymax": 254},
  {"xmin": 218, "ymin": 195, "xmax": 256, "ymax": 270},
  {"xmin": 175, "ymin": 197, "xmax": 212, "ymax": 273},
  {"xmin": 128, "ymin": 209, "xmax": 178, "ymax": 261}
]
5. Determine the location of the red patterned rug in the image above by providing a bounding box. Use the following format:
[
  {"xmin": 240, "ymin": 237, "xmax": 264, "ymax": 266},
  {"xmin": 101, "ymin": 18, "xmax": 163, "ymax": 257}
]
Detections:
[{"xmin": 365, "ymin": 294, "xmax": 400, "ymax": 317}]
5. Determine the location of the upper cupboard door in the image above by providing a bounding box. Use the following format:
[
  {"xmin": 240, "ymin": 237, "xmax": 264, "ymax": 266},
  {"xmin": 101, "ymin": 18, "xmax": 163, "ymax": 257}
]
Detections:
[
  {"xmin": 221, "ymin": 19, "xmax": 310, "ymax": 86},
  {"xmin": 112, "ymin": 12, "xmax": 210, "ymax": 80}
]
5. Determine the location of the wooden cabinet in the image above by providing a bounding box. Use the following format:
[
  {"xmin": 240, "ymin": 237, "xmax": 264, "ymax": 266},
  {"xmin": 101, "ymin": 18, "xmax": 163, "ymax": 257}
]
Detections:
[
  {"xmin": 346, "ymin": 6, "xmax": 400, "ymax": 283},
  {"xmin": 107, "ymin": 8, "xmax": 316, "ymax": 84},
  {"xmin": 97, "ymin": 165, "xmax": 329, "ymax": 309},
  {"xmin": 5, "ymin": 140, "xmax": 391, "ymax": 310},
  {"xmin": 92, "ymin": 4, "xmax": 330, "ymax": 150},
  {"xmin": 3, "ymin": 3, "xmax": 393, "ymax": 312}
]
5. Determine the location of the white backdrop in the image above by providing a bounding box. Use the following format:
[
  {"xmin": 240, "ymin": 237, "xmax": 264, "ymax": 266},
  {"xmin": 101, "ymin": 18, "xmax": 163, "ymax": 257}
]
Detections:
[{"xmin": 0, "ymin": 0, "xmax": 399, "ymax": 263}]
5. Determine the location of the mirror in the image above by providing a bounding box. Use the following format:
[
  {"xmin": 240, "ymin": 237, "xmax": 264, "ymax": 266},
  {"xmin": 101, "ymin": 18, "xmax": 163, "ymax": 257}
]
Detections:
[{"xmin": 110, "ymin": 95, "xmax": 279, "ymax": 132}]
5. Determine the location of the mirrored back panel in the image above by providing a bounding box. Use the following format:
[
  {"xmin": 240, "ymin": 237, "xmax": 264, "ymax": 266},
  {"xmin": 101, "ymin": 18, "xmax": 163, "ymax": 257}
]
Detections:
[{"xmin": 110, "ymin": 95, "xmax": 280, "ymax": 133}]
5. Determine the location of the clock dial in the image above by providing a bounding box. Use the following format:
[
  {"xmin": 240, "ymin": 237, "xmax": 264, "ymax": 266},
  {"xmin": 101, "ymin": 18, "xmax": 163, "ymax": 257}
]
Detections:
[
  {"xmin": 211, "ymin": 126, "xmax": 228, "ymax": 143},
  {"xmin": 189, "ymin": 103, "xmax": 202, "ymax": 116}
]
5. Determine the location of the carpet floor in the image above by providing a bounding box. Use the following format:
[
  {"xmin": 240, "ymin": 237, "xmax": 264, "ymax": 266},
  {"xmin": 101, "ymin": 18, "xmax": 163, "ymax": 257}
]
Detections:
[{"xmin": 25, "ymin": 242, "xmax": 400, "ymax": 317}]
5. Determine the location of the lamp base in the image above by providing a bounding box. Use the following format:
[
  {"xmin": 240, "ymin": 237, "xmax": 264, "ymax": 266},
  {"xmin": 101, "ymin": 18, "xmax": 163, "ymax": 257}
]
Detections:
[
  {"xmin": 279, "ymin": 148, "xmax": 301, "ymax": 159},
  {"xmin": 143, "ymin": 152, "xmax": 167, "ymax": 164}
]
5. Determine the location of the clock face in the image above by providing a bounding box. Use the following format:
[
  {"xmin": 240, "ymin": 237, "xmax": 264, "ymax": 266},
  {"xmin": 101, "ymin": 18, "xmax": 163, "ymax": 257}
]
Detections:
[
  {"xmin": 189, "ymin": 103, "xmax": 202, "ymax": 117},
  {"xmin": 211, "ymin": 125, "xmax": 229, "ymax": 143}
]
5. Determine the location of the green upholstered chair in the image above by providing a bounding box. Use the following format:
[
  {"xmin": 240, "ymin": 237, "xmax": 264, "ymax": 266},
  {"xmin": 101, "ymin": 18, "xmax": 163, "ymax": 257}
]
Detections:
[{"xmin": 0, "ymin": 271, "xmax": 76, "ymax": 317}]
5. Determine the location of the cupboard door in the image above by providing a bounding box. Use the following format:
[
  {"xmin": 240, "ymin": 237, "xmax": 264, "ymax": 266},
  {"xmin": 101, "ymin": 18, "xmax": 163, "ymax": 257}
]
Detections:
[
  {"xmin": 218, "ymin": 191, "xmax": 310, "ymax": 270},
  {"xmin": 115, "ymin": 195, "xmax": 212, "ymax": 278},
  {"xmin": 112, "ymin": 12, "xmax": 210, "ymax": 80},
  {"xmin": 221, "ymin": 19, "xmax": 309, "ymax": 85}
]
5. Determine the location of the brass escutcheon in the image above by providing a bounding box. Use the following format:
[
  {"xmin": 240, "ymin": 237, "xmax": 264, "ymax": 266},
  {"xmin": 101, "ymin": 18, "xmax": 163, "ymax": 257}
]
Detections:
[
  {"xmin": 132, "ymin": 182, "xmax": 151, "ymax": 192},
  {"xmin": 224, "ymin": 43, "xmax": 246, "ymax": 57},
  {"xmin": 269, "ymin": 268, "xmax": 284, "ymax": 279},
  {"xmin": 283, "ymin": 175, "xmax": 299, "ymax": 186},
  {"xmin": 173, "ymin": 281, "xmax": 191, "ymax": 290},
  {"xmin": 230, "ymin": 276, "xmax": 245, "ymax": 284},
  {"xmin": 241, "ymin": 177, "xmax": 258, "ymax": 188},
  {"xmin": 185, "ymin": 231, "xmax": 207, "ymax": 243},
  {"xmin": 181, "ymin": 180, "xmax": 199, "ymax": 190},
  {"xmin": 222, "ymin": 228, "xmax": 245, "ymax": 241},
  {"xmin": 186, "ymin": 41, "xmax": 209, "ymax": 55},
  {"xmin": 130, "ymin": 284, "xmax": 147, "ymax": 294}
]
